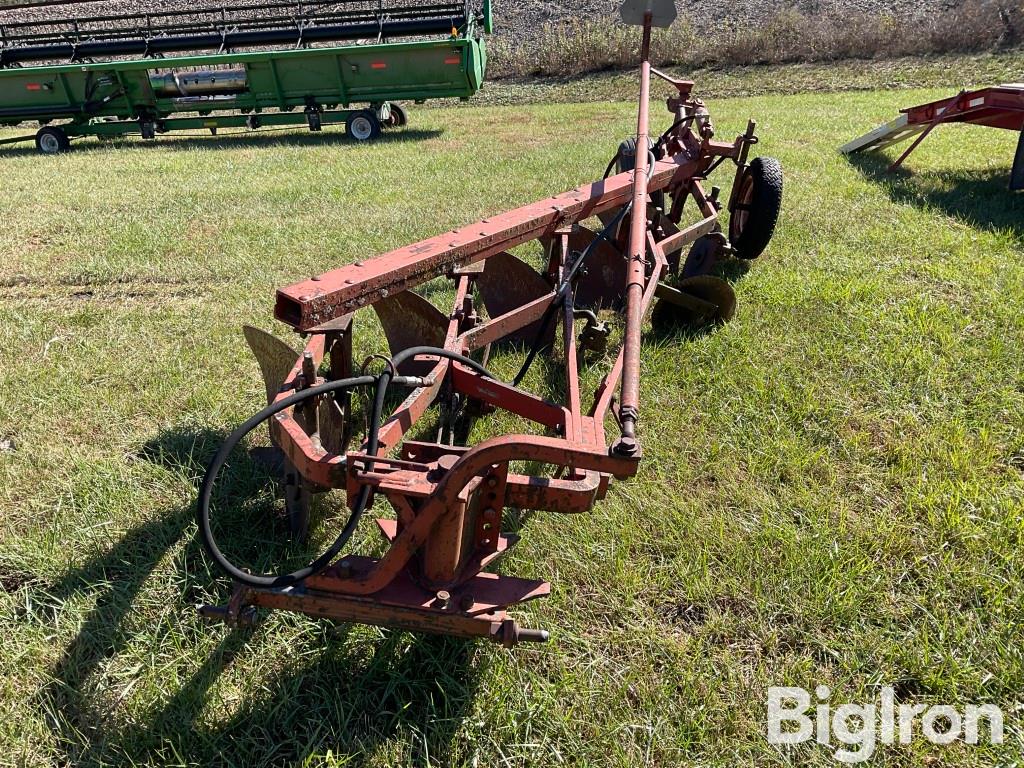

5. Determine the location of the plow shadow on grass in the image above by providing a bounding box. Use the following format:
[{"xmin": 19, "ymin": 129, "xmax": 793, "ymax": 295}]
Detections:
[
  {"xmin": 848, "ymin": 152, "xmax": 1024, "ymax": 241},
  {"xmin": 185, "ymin": 632, "xmax": 480, "ymax": 766},
  {"xmin": 35, "ymin": 425, "xmax": 480, "ymax": 767}
]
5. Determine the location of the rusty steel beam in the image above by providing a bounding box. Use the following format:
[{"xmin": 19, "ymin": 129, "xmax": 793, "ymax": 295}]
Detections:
[
  {"xmin": 616, "ymin": 11, "xmax": 655, "ymax": 456},
  {"xmin": 274, "ymin": 157, "xmax": 697, "ymax": 332}
]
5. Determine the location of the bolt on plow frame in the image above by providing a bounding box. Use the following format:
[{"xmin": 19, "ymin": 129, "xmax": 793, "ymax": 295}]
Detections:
[{"xmin": 198, "ymin": 0, "xmax": 783, "ymax": 646}]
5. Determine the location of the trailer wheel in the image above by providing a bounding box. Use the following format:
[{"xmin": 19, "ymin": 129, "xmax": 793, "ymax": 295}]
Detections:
[
  {"xmin": 35, "ymin": 126, "xmax": 70, "ymax": 155},
  {"xmin": 387, "ymin": 103, "xmax": 408, "ymax": 127},
  {"xmin": 615, "ymin": 136, "xmax": 655, "ymax": 173},
  {"xmin": 346, "ymin": 110, "xmax": 381, "ymax": 142},
  {"xmin": 1011, "ymin": 129, "xmax": 1024, "ymax": 192},
  {"xmin": 616, "ymin": 136, "xmax": 665, "ymax": 211},
  {"xmin": 729, "ymin": 157, "xmax": 782, "ymax": 259}
]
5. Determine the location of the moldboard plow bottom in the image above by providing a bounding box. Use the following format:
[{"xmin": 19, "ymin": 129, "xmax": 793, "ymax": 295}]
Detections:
[{"xmin": 197, "ymin": 0, "xmax": 783, "ymax": 646}]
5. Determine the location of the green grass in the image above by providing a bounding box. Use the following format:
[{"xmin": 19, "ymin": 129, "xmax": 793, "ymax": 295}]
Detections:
[{"xmin": 1, "ymin": 76, "xmax": 1023, "ymax": 766}]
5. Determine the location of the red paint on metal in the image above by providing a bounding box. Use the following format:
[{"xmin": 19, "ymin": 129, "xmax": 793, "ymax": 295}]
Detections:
[
  {"xmin": 851, "ymin": 85, "xmax": 1024, "ymax": 174},
  {"xmin": 617, "ymin": 11, "xmax": 655, "ymax": 454},
  {"xmin": 274, "ymin": 155, "xmax": 698, "ymax": 332},
  {"xmin": 210, "ymin": 10, "xmax": 770, "ymax": 645}
]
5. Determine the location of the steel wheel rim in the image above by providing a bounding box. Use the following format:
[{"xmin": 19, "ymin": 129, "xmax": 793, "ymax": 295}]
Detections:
[
  {"xmin": 731, "ymin": 174, "xmax": 754, "ymax": 240},
  {"xmin": 39, "ymin": 133, "xmax": 61, "ymax": 153},
  {"xmin": 350, "ymin": 116, "xmax": 373, "ymax": 141}
]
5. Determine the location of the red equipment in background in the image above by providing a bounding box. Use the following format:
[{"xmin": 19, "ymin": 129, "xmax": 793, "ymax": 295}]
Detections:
[{"xmin": 842, "ymin": 84, "xmax": 1024, "ymax": 191}]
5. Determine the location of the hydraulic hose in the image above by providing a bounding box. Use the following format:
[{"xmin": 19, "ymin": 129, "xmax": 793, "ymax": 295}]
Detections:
[
  {"xmin": 197, "ymin": 375, "xmax": 375, "ymax": 589},
  {"xmin": 652, "ymin": 115, "xmax": 695, "ymax": 156},
  {"xmin": 603, "ymin": 150, "xmax": 621, "ymax": 180},
  {"xmin": 514, "ymin": 141, "xmax": 657, "ymax": 387},
  {"xmin": 197, "ymin": 347, "xmax": 496, "ymax": 590},
  {"xmin": 513, "ymin": 201, "xmax": 633, "ymax": 386},
  {"xmin": 199, "ymin": 132, "xmax": 665, "ymax": 591}
]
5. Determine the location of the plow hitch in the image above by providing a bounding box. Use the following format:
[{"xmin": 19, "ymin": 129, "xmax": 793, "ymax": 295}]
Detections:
[{"xmin": 197, "ymin": 1, "xmax": 783, "ymax": 646}]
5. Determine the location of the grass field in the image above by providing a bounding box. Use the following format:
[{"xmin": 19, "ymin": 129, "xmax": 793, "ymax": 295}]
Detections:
[{"xmin": 0, "ymin": 72, "xmax": 1023, "ymax": 767}]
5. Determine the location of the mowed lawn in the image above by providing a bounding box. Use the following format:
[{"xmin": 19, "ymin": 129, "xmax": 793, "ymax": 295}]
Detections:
[{"xmin": 0, "ymin": 82, "xmax": 1022, "ymax": 767}]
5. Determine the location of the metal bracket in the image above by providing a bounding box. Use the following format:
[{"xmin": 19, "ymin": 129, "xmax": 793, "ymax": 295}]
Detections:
[
  {"xmin": 1012, "ymin": 128, "xmax": 1024, "ymax": 192},
  {"xmin": 619, "ymin": 0, "xmax": 677, "ymax": 27}
]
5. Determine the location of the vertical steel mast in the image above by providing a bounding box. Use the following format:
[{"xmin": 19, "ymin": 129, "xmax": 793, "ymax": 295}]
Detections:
[{"xmin": 616, "ymin": 0, "xmax": 677, "ymax": 456}]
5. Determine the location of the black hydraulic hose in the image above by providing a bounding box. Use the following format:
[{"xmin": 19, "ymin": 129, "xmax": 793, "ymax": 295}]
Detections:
[
  {"xmin": 513, "ymin": 201, "xmax": 633, "ymax": 386},
  {"xmin": 201, "ymin": 134, "xmax": 663, "ymax": 591},
  {"xmin": 512, "ymin": 297, "xmax": 560, "ymax": 387},
  {"xmin": 512, "ymin": 142, "xmax": 656, "ymax": 388},
  {"xmin": 639, "ymin": 150, "xmax": 657, "ymax": 183},
  {"xmin": 603, "ymin": 150, "xmax": 621, "ymax": 180},
  {"xmin": 197, "ymin": 346, "xmax": 497, "ymax": 590},
  {"xmin": 390, "ymin": 345, "xmax": 493, "ymax": 378},
  {"xmin": 652, "ymin": 115, "xmax": 695, "ymax": 156},
  {"xmin": 372, "ymin": 344, "xmax": 495, "ymax": 430},
  {"xmin": 605, "ymin": 145, "xmax": 661, "ymax": 180},
  {"xmin": 197, "ymin": 375, "xmax": 375, "ymax": 589}
]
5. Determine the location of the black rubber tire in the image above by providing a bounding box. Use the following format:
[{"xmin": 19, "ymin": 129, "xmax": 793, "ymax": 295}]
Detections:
[
  {"xmin": 615, "ymin": 136, "xmax": 654, "ymax": 174},
  {"xmin": 35, "ymin": 126, "xmax": 70, "ymax": 155},
  {"xmin": 616, "ymin": 135, "xmax": 665, "ymax": 212},
  {"xmin": 729, "ymin": 157, "xmax": 783, "ymax": 259},
  {"xmin": 346, "ymin": 110, "xmax": 381, "ymax": 142},
  {"xmin": 388, "ymin": 102, "xmax": 408, "ymax": 127},
  {"xmin": 1011, "ymin": 129, "xmax": 1024, "ymax": 192}
]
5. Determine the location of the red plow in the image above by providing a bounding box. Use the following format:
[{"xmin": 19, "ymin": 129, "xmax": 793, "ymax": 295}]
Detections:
[
  {"xmin": 197, "ymin": 0, "xmax": 783, "ymax": 646},
  {"xmin": 842, "ymin": 84, "xmax": 1024, "ymax": 191}
]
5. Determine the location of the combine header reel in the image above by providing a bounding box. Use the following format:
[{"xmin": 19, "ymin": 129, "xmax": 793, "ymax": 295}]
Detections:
[{"xmin": 198, "ymin": 0, "xmax": 783, "ymax": 645}]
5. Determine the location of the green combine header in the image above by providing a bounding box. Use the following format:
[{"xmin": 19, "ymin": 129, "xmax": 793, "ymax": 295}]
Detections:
[{"xmin": 0, "ymin": 0, "xmax": 491, "ymax": 153}]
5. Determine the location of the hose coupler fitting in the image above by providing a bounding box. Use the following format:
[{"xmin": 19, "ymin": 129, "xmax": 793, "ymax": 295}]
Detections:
[{"xmin": 613, "ymin": 406, "xmax": 640, "ymax": 456}]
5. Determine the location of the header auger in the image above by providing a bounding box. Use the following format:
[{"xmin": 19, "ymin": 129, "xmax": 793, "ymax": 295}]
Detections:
[{"xmin": 197, "ymin": 0, "xmax": 783, "ymax": 645}]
